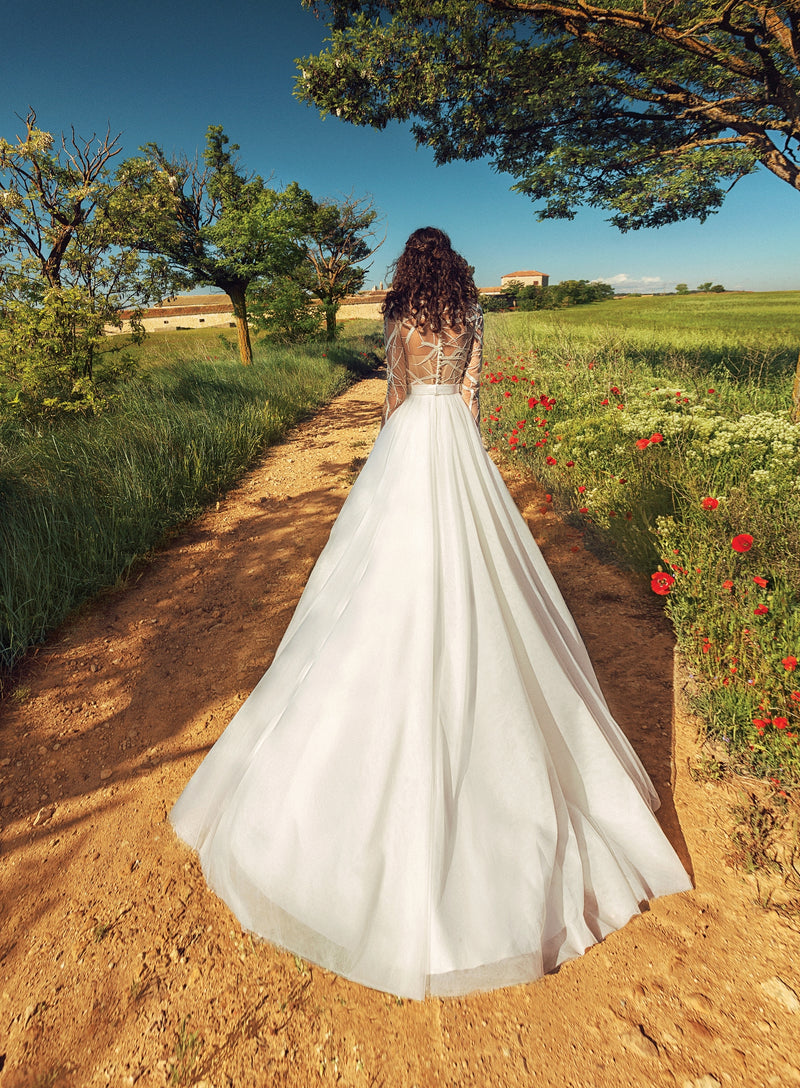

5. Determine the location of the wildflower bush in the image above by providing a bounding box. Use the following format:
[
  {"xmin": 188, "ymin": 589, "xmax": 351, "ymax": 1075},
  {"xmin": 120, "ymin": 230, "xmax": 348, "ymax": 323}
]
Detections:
[{"xmin": 483, "ymin": 309, "xmax": 800, "ymax": 790}]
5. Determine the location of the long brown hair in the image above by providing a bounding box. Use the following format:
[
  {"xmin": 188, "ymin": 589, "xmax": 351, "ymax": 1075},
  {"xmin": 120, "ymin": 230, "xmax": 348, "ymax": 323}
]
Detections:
[{"xmin": 382, "ymin": 227, "xmax": 478, "ymax": 332}]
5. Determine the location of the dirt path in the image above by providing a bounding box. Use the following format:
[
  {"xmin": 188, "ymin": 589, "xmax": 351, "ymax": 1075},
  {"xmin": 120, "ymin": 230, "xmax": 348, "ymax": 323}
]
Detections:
[{"xmin": 1, "ymin": 375, "xmax": 799, "ymax": 1088}]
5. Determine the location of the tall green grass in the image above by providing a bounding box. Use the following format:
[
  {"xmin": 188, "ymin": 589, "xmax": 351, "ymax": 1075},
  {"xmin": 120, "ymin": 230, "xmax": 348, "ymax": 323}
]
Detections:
[
  {"xmin": 0, "ymin": 328, "xmax": 376, "ymax": 673},
  {"xmin": 484, "ymin": 301, "xmax": 800, "ymax": 788}
]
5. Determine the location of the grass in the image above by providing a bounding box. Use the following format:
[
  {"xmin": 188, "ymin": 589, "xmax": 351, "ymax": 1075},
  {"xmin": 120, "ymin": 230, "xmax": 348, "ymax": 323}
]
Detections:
[
  {"xmin": 0, "ymin": 326, "xmax": 378, "ymax": 675},
  {"xmin": 484, "ymin": 295, "xmax": 800, "ymax": 790}
]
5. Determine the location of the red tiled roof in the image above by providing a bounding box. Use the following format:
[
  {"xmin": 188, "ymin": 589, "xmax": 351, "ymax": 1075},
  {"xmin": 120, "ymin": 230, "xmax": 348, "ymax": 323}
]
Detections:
[{"xmin": 502, "ymin": 270, "xmax": 547, "ymax": 278}]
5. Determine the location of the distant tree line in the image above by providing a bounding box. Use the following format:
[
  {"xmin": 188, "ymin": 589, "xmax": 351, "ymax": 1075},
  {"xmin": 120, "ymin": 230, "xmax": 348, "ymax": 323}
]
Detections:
[
  {"xmin": 0, "ymin": 113, "xmax": 382, "ymax": 418},
  {"xmin": 481, "ymin": 279, "xmax": 615, "ymax": 312},
  {"xmin": 676, "ymin": 283, "xmax": 726, "ymax": 295}
]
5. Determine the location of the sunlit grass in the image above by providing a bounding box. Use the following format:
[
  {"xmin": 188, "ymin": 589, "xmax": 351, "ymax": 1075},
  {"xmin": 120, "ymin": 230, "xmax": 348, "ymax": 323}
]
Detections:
[{"xmin": 0, "ymin": 327, "xmax": 376, "ymax": 673}]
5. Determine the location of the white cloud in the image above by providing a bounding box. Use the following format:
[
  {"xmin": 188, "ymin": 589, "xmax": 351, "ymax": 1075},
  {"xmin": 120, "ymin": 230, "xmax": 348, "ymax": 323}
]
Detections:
[{"xmin": 600, "ymin": 272, "xmax": 674, "ymax": 293}]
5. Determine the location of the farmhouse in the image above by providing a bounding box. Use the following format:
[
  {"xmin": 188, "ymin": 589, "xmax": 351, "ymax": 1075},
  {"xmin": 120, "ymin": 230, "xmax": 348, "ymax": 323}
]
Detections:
[{"xmin": 500, "ymin": 270, "xmax": 550, "ymax": 288}]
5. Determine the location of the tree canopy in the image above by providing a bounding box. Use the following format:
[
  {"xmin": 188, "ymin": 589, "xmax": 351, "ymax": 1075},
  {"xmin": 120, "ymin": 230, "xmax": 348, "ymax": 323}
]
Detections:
[
  {"xmin": 0, "ymin": 110, "xmax": 176, "ymax": 414},
  {"xmin": 304, "ymin": 193, "xmax": 384, "ymax": 338},
  {"xmin": 297, "ymin": 1, "xmax": 800, "ymax": 230},
  {"xmin": 121, "ymin": 126, "xmax": 314, "ymax": 364}
]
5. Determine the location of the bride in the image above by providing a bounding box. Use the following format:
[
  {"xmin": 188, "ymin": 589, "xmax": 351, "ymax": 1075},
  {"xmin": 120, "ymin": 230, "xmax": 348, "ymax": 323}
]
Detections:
[{"xmin": 170, "ymin": 227, "xmax": 691, "ymax": 999}]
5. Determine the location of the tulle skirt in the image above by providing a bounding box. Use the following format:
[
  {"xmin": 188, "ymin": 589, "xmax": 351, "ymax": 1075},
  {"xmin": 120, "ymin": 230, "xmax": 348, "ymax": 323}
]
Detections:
[{"xmin": 170, "ymin": 385, "xmax": 691, "ymax": 999}]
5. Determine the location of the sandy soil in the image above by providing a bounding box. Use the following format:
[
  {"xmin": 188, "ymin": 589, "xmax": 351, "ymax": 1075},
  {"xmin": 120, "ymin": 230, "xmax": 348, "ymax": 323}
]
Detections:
[{"xmin": 1, "ymin": 375, "xmax": 799, "ymax": 1088}]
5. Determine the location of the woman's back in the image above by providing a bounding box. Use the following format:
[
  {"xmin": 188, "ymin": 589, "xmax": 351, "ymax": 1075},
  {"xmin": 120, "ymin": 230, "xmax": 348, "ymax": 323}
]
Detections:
[{"xmin": 382, "ymin": 305, "xmax": 484, "ymax": 426}]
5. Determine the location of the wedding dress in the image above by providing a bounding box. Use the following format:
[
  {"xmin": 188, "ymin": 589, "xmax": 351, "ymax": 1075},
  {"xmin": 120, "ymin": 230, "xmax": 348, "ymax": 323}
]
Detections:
[{"xmin": 170, "ymin": 305, "xmax": 691, "ymax": 999}]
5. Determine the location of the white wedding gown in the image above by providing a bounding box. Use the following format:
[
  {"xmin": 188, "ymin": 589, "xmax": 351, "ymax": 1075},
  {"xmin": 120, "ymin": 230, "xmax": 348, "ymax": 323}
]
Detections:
[{"xmin": 170, "ymin": 306, "xmax": 691, "ymax": 999}]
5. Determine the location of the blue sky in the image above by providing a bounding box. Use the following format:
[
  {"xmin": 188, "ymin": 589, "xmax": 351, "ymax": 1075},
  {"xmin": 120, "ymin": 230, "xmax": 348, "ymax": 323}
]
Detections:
[{"xmin": 3, "ymin": 0, "xmax": 798, "ymax": 293}]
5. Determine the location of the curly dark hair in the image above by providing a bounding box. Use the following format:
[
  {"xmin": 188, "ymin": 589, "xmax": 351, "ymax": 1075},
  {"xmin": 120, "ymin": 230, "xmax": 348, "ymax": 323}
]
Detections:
[{"xmin": 382, "ymin": 227, "xmax": 478, "ymax": 332}]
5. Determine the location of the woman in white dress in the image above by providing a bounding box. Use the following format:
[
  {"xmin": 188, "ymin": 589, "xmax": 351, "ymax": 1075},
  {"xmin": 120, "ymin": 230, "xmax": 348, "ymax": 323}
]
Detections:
[{"xmin": 170, "ymin": 227, "xmax": 691, "ymax": 1000}]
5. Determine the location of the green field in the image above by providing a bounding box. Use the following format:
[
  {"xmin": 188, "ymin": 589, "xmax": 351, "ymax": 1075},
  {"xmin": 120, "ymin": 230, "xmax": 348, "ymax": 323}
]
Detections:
[
  {"xmin": 486, "ymin": 291, "xmax": 800, "ymax": 386},
  {"xmin": 484, "ymin": 293, "xmax": 800, "ymax": 790}
]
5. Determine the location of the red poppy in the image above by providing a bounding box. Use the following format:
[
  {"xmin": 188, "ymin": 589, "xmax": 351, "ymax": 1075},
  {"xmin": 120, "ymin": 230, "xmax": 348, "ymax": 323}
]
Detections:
[
  {"xmin": 753, "ymin": 718, "xmax": 769, "ymax": 731},
  {"xmin": 731, "ymin": 533, "xmax": 754, "ymax": 553},
  {"xmin": 600, "ymin": 398, "xmax": 609, "ymax": 406},
  {"xmin": 579, "ymin": 506, "xmax": 589, "ymax": 514},
  {"xmin": 546, "ymin": 455, "xmax": 557, "ymax": 465},
  {"xmin": 754, "ymin": 604, "xmax": 769, "ymax": 616},
  {"xmin": 539, "ymin": 506, "xmax": 549, "ymax": 514},
  {"xmin": 610, "ymin": 386, "xmax": 620, "ymax": 394},
  {"xmin": 701, "ymin": 497, "xmax": 719, "ymax": 510},
  {"xmin": 782, "ymin": 655, "xmax": 798, "ymax": 671},
  {"xmin": 650, "ymin": 433, "xmax": 664, "ymax": 443},
  {"xmin": 545, "ymin": 494, "xmax": 553, "ymax": 502},
  {"xmin": 773, "ymin": 717, "xmax": 789, "ymax": 730},
  {"xmin": 790, "ymin": 691, "xmax": 800, "ymax": 702},
  {"xmin": 721, "ymin": 579, "xmax": 734, "ymax": 590},
  {"xmin": 650, "ymin": 572, "xmax": 676, "ymax": 596},
  {"xmin": 753, "ymin": 576, "xmax": 768, "ymax": 588},
  {"xmin": 566, "ymin": 460, "xmax": 574, "ymax": 467},
  {"xmin": 636, "ymin": 438, "xmax": 650, "ymax": 450},
  {"xmin": 577, "ymin": 485, "xmax": 586, "ymax": 493},
  {"xmin": 708, "ymin": 388, "xmax": 716, "ymax": 394}
]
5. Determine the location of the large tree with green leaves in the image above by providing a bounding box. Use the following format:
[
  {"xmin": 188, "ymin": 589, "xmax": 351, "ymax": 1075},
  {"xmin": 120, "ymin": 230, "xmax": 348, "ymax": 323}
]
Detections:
[
  {"xmin": 304, "ymin": 193, "xmax": 384, "ymax": 339},
  {"xmin": 297, "ymin": 2, "xmax": 800, "ymax": 228},
  {"xmin": 122, "ymin": 127, "xmax": 314, "ymax": 365},
  {"xmin": 296, "ymin": 1, "xmax": 800, "ymax": 411}
]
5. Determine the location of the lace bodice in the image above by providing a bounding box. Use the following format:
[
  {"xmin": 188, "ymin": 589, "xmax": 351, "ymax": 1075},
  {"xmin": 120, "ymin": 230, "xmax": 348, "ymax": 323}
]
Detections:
[{"xmin": 381, "ymin": 305, "xmax": 483, "ymax": 428}]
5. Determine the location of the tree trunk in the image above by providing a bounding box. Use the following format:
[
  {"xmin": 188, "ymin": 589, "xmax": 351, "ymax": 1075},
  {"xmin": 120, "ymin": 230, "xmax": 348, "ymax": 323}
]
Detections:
[
  {"xmin": 228, "ymin": 283, "xmax": 253, "ymax": 365},
  {"xmin": 793, "ymin": 349, "xmax": 800, "ymax": 423},
  {"xmin": 324, "ymin": 302, "xmax": 338, "ymax": 342}
]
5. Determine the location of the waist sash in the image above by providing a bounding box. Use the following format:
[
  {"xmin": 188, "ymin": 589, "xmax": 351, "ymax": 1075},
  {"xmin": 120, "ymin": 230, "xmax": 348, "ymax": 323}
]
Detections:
[{"xmin": 407, "ymin": 384, "xmax": 460, "ymax": 397}]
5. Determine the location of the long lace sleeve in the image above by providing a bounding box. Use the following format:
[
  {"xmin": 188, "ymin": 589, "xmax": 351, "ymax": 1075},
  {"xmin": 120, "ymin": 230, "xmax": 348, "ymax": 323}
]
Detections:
[
  {"xmin": 461, "ymin": 306, "xmax": 483, "ymax": 428},
  {"xmin": 381, "ymin": 316, "xmax": 408, "ymax": 428}
]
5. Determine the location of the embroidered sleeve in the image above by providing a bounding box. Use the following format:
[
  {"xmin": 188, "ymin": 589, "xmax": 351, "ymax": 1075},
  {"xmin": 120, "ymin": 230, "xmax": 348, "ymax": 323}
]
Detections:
[
  {"xmin": 461, "ymin": 306, "xmax": 483, "ymax": 428},
  {"xmin": 381, "ymin": 316, "xmax": 408, "ymax": 428}
]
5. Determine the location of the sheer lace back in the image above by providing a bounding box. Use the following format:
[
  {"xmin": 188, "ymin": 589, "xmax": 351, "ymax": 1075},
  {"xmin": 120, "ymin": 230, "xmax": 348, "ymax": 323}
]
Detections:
[{"xmin": 382, "ymin": 305, "xmax": 483, "ymax": 427}]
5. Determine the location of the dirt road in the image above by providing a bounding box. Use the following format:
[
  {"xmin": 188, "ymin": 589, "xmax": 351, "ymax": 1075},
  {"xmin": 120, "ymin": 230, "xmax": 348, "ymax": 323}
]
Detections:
[{"xmin": 1, "ymin": 375, "xmax": 799, "ymax": 1088}]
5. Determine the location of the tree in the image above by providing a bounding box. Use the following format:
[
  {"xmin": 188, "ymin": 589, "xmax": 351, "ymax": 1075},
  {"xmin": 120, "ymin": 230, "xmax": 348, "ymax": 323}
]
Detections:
[
  {"xmin": 0, "ymin": 109, "xmax": 121, "ymax": 290},
  {"xmin": 303, "ymin": 194, "xmax": 384, "ymax": 339},
  {"xmin": 298, "ymin": 2, "xmax": 800, "ymax": 229},
  {"xmin": 511, "ymin": 278, "xmax": 614, "ymax": 309},
  {"xmin": 0, "ymin": 110, "xmax": 174, "ymax": 413},
  {"xmin": 675, "ymin": 283, "xmax": 689, "ymax": 295},
  {"xmin": 122, "ymin": 127, "xmax": 314, "ymax": 364},
  {"xmin": 250, "ymin": 273, "xmax": 322, "ymax": 343},
  {"xmin": 697, "ymin": 282, "xmax": 714, "ymax": 292}
]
